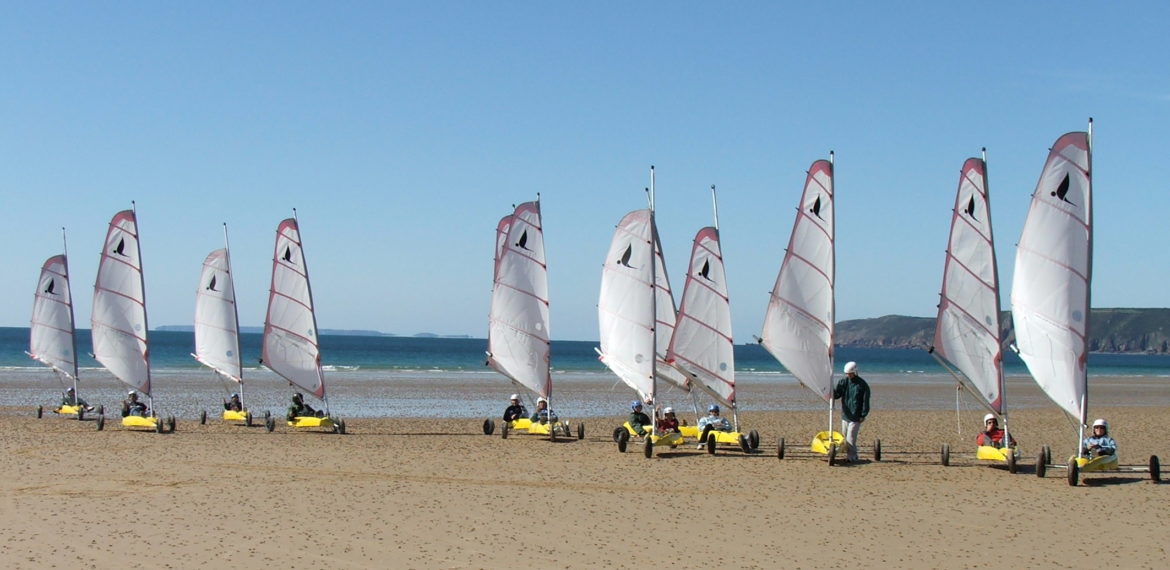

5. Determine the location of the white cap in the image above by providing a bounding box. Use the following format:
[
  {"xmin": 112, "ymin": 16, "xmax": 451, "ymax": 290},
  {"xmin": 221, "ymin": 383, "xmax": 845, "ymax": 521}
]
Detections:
[
  {"xmin": 663, "ymin": 407, "xmax": 674, "ymax": 414},
  {"xmin": 509, "ymin": 394, "xmax": 519, "ymax": 400},
  {"xmin": 537, "ymin": 397, "xmax": 547, "ymax": 404},
  {"xmin": 127, "ymin": 389, "xmax": 137, "ymax": 395},
  {"xmin": 984, "ymin": 413, "xmax": 997, "ymax": 423},
  {"xmin": 1092, "ymin": 418, "xmax": 1108, "ymax": 428},
  {"xmin": 843, "ymin": 361, "xmax": 858, "ymax": 374}
]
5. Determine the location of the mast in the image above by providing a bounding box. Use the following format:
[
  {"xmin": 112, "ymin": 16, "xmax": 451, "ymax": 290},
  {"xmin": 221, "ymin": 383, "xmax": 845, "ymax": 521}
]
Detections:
[
  {"xmin": 223, "ymin": 223, "xmax": 244, "ymax": 406},
  {"xmin": 827, "ymin": 152, "xmax": 836, "ymax": 437},
  {"xmin": 648, "ymin": 166, "xmax": 658, "ymax": 427}
]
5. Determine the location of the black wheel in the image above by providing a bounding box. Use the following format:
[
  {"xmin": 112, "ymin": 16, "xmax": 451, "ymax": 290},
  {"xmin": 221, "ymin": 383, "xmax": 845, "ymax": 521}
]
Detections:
[
  {"xmin": 501, "ymin": 423, "xmax": 510, "ymax": 439},
  {"xmin": 577, "ymin": 423, "xmax": 585, "ymax": 440},
  {"xmin": 155, "ymin": 418, "xmax": 164, "ymax": 434},
  {"xmin": 36, "ymin": 405, "xmax": 43, "ymax": 419},
  {"xmin": 482, "ymin": 418, "xmax": 495, "ymax": 435},
  {"xmin": 941, "ymin": 444, "xmax": 950, "ymax": 467},
  {"xmin": 1043, "ymin": 445, "xmax": 1052, "ymax": 466},
  {"xmin": 97, "ymin": 405, "xmax": 104, "ymax": 415},
  {"xmin": 265, "ymin": 416, "xmax": 275, "ymax": 432},
  {"xmin": 337, "ymin": 419, "xmax": 346, "ymax": 435},
  {"xmin": 1035, "ymin": 452, "xmax": 1047, "ymax": 478},
  {"xmin": 1067, "ymin": 459, "xmax": 1079, "ymax": 486},
  {"xmin": 264, "ymin": 410, "xmax": 271, "ymax": 420},
  {"xmin": 245, "ymin": 412, "xmax": 253, "ymax": 427},
  {"xmin": 612, "ymin": 426, "xmax": 625, "ymax": 443},
  {"xmin": 738, "ymin": 434, "xmax": 751, "ymax": 454},
  {"xmin": 827, "ymin": 443, "xmax": 838, "ymax": 466},
  {"xmin": 1007, "ymin": 450, "xmax": 1017, "ymax": 474},
  {"xmin": 617, "ymin": 430, "xmax": 629, "ymax": 453},
  {"xmin": 873, "ymin": 439, "xmax": 882, "ymax": 462},
  {"xmin": 706, "ymin": 432, "xmax": 717, "ymax": 455},
  {"xmin": 96, "ymin": 415, "xmax": 105, "ymax": 431},
  {"xmin": 1149, "ymin": 455, "xmax": 1161, "ymax": 482},
  {"xmin": 77, "ymin": 408, "xmax": 85, "ymax": 421},
  {"xmin": 644, "ymin": 439, "xmax": 654, "ymax": 458},
  {"xmin": 777, "ymin": 437, "xmax": 785, "ymax": 460},
  {"xmin": 549, "ymin": 425, "xmax": 558, "ymax": 442},
  {"xmin": 749, "ymin": 429, "xmax": 760, "ymax": 450},
  {"xmin": 200, "ymin": 410, "xmax": 207, "ymax": 425}
]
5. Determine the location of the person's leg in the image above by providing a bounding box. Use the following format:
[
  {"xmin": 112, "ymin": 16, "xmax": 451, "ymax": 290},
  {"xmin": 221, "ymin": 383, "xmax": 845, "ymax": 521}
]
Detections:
[{"xmin": 842, "ymin": 420, "xmax": 860, "ymax": 462}]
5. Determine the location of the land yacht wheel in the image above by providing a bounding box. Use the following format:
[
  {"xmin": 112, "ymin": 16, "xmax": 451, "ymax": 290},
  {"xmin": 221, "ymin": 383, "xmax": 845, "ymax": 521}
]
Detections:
[
  {"xmin": 200, "ymin": 410, "xmax": 207, "ymax": 425},
  {"xmin": 873, "ymin": 439, "xmax": 882, "ymax": 462},
  {"xmin": 483, "ymin": 418, "xmax": 495, "ymax": 435},
  {"xmin": 577, "ymin": 423, "xmax": 585, "ymax": 440},
  {"xmin": 749, "ymin": 430, "xmax": 760, "ymax": 450},
  {"xmin": 777, "ymin": 437, "xmax": 785, "ymax": 460},
  {"xmin": 940, "ymin": 444, "xmax": 950, "ymax": 467},
  {"xmin": 36, "ymin": 406, "xmax": 43, "ymax": 419},
  {"xmin": 1007, "ymin": 450, "xmax": 1017, "ymax": 474},
  {"xmin": 1067, "ymin": 459, "xmax": 1079, "ymax": 486},
  {"xmin": 155, "ymin": 419, "xmax": 164, "ymax": 434},
  {"xmin": 1043, "ymin": 445, "xmax": 1053, "ymax": 466},
  {"xmin": 1149, "ymin": 456, "xmax": 1161, "ymax": 482},
  {"xmin": 706, "ymin": 433, "xmax": 717, "ymax": 456},
  {"xmin": 265, "ymin": 416, "xmax": 276, "ymax": 432},
  {"xmin": 617, "ymin": 430, "xmax": 629, "ymax": 453},
  {"xmin": 245, "ymin": 412, "xmax": 254, "ymax": 427},
  {"xmin": 1035, "ymin": 452, "xmax": 1047, "ymax": 478},
  {"xmin": 612, "ymin": 427, "xmax": 625, "ymax": 443},
  {"xmin": 97, "ymin": 405, "xmax": 105, "ymax": 416},
  {"xmin": 644, "ymin": 439, "xmax": 653, "ymax": 458},
  {"xmin": 77, "ymin": 408, "xmax": 85, "ymax": 421},
  {"xmin": 96, "ymin": 415, "xmax": 105, "ymax": 431}
]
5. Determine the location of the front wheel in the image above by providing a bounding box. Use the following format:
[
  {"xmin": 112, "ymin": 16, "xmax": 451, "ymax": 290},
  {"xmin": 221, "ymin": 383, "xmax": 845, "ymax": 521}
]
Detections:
[
  {"xmin": 96, "ymin": 415, "xmax": 105, "ymax": 431},
  {"xmin": 617, "ymin": 430, "xmax": 629, "ymax": 453},
  {"xmin": 612, "ymin": 426, "xmax": 625, "ymax": 443},
  {"xmin": 1007, "ymin": 450, "xmax": 1017, "ymax": 474},
  {"xmin": 577, "ymin": 423, "xmax": 585, "ymax": 440},
  {"xmin": 1067, "ymin": 459, "xmax": 1079, "ymax": 486},
  {"xmin": 483, "ymin": 418, "xmax": 495, "ymax": 435},
  {"xmin": 200, "ymin": 410, "xmax": 207, "ymax": 425},
  {"xmin": 337, "ymin": 419, "xmax": 346, "ymax": 435},
  {"xmin": 265, "ymin": 416, "xmax": 276, "ymax": 433},
  {"xmin": 1149, "ymin": 455, "xmax": 1161, "ymax": 483},
  {"xmin": 1035, "ymin": 451, "xmax": 1047, "ymax": 478},
  {"xmin": 706, "ymin": 433, "xmax": 717, "ymax": 456},
  {"xmin": 776, "ymin": 437, "xmax": 785, "ymax": 460},
  {"xmin": 940, "ymin": 444, "xmax": 950, "ymax": 467},
  {"xmin": 873, "ymin": 439, "xmax": 882, "ymax": 462},
  {"xmin": 643, "ymin": 439, "xmax": 653, "ymax": 458}
]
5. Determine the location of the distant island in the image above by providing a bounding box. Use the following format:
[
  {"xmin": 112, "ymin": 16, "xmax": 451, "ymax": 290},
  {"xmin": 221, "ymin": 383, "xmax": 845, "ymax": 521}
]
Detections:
[
  {"xmin": 836, "ymin": 308, "xmax": 1170, "ymax": 354},
  {"xmin": 154, "ymin": 325, "xmax": 470, "ymax": 339}
]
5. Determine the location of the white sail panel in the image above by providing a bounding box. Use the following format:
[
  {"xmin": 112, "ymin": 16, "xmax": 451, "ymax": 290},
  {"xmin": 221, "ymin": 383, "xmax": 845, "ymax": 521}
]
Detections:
[
  {"xmin": 194, "ymin": 248, "xmax": 243, "ymax": 383},
  {"xmin": 487, "ymin": 201, "xmax": 552, "ymax": 400},
  {"xmin": 29, "ymin": 254, "xmax": 78, "ymax": 380},
  {"xmin": 651, "ymin": 227, "xmax": 690, "ymax": 392},
  {"xmin": 1011, "ymin": 132, "xmax": 1092, "ymax": 422},
  {"xmin": 598, "ymin": 209, "xmax": 658, "ymax": 401},
  {"xmin": 667, "ymin": 227, "xmax": 735, "ymax": 407},
  {"xmin": 92, "ymin": 209, "xmax": 151, "ymax": 395},
  {"xmin": 262, "ymin": 218, "xmax": 325, "ymax": 399},
  {"xmin": 760, "ymin": 159, "xmax": 835, "ymax": 401},
  {"xmin": 934, "ymin": 157, "xmax": 1005, "ymax": 412}
]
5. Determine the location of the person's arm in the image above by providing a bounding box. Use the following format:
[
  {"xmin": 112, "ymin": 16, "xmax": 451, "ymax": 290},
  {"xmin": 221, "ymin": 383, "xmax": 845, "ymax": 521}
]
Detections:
[{"xmin": 860, "ymin": 383, "xmax": 871, "ymax": 419}]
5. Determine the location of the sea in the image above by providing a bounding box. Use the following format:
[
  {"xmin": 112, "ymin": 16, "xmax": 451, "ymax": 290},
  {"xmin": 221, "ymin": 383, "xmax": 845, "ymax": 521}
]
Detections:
[{"xmin": 3, "ymin": 326, "xmax": 1168, "ymax": 419}]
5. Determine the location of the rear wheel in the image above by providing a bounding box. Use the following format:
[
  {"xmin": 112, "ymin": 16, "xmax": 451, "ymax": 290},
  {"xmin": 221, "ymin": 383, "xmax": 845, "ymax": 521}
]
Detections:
[
  {"xmin": 96, "ymin": 415, "xmax": 105, "ymax": 431},
  {"xmin": 200, "ymin": 410, "xmax": 207, "ymax": 425},
  {"xmin": 617, "ymin": 430, "xmax": 629, "ymax": 453},
  {"xmin": 1007, "ymin": 450, "xmax": 1017, "ymax": 474},
  {"xmin": 265, "ymin": 416, "xmax": 275, "ymax": 432},
  {"xmin": 738, "ymin": 434, "xmax": 751, "ymax": 454},
  {"xmin": 97, "ymin": 405, "xmax": 104, "ymax": 415},
  {"xmin": 706, "ymin": 433, "xmax": 717, "ymax": 455},
  {"xmin": 155, "ymin": 418, "xmax": 164, "ymax": 434},
  {"xmin": 245, "ymin": 412, "xmax": 253, "ymax": 427},
  {"xmin": 612, "ymin": 426, "xmax": 625, "ymax": 443},
  {"xmin": 874, "ymin": 439, "xmax": 882, "ymax": 462},
  {"xmin": 644, "ymin": 439, "xmax": 654, "ymax": 458},
  {"xmin": 1067, "ymin": 459, "xmax": 1079, "ymax": 486},
  {"xmin": 1043, "ymin": 445, "xmax": 1052, "ymax": 466},
  {"xmin": 577, "ymin": 423, "xmax": 585, "ymax": 440},
  {"xmin": 169, "ymin": 416, "xmax": 177, "ymax": 433},
  {"xmin": 777, "ymin": 437, "xmax": 785, "ymax": 460},
  {"xmin": 828, "ymin": 443, "xmax": 838, "ymax": 467},
  {"xmin": 749, "ymin": 430, "xmax": 760, "ymax": 450},
  {"xmin": 940, "ymin": 444, "xmax": 950, "ymax": 467},
  {"xmin": 1149, "ymin": 455, "xmax": 1161, "ymax": 482},
  {"xmin": 1035, "ymin": 451, "xmax": 1047, "ymax": 477},
  {"xmin": 483, "ymin": 418, "xmax": 495, "ymax": 435},
  {"xmin": 338, "ymin": 419, "xmax": 346, "ymax": 435}
]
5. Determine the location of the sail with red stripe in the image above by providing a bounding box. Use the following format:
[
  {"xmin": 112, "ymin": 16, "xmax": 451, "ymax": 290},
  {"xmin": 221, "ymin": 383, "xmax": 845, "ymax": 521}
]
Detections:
[
  {"xmin": 262, "ymin": 217, "xmax": 325, "ymax": 400},
  {"xmin": 92, "ymin": 209, "xmax": 152, "ymax": 396}
]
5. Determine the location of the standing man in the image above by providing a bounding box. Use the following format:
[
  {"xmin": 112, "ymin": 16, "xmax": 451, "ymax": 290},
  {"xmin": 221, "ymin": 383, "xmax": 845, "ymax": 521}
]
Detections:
[{"xmin": 832, "ymin": 361, "xmax": 870, "ymax": 463}]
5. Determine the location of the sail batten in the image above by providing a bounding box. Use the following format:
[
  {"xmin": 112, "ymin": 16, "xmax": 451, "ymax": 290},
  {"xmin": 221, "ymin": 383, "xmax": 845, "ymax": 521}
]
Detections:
[
  {"xmin": 262, "ymin": 218, "xmax": 325, "ymax": 400},
  {"xmin": 91, "ymin": 209, "xmax": 151, "ymax": 396}
]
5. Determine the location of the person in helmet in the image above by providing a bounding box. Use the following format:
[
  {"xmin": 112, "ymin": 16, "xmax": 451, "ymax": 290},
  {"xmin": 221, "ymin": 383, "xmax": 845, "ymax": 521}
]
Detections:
[
  {"xmin": 529, "ymin": 397, "xmax": 558, "ymax": 424},
  {"xmin": 502, "ymin": 394, "xmax": 528, "ymax": 423},
  {"xmin": 832, "ymin": 361, "xmax": 870, "ymax": 463},
  {"xmin": 976, "ymin": 413, "xmax": 1016, "ymax": 448},
  {"xmin": 223, "ymin": 393, "xmax": 243, "ymax": 412},
  {"xmin": 626, "ymin": 400, "xmax": 652, "ymax": 437},
  {"xmin": 121, "ymin": 390, "xmax": 149, "ymax": 418},
  {"xmin": 1081, "ymin": 419, "xmax": 1116, "ymax": 458},
  {"xmin": 60, "ymin": 387, "xmax": 94, "ymax": 411},
  {"xmin": 286, "ymin": 392, "xmax": 320, "ymax": 421},
  {"xmin": 697, "ymin": 404, "xmax": 733, "ymax": 448},
  {"xmin": 656, "ymin": 406, "xmax": 681, "ymax": 434}
]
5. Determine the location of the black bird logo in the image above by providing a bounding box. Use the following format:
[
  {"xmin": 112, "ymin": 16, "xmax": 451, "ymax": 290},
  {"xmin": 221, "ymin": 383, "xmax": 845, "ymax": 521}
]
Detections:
[
  {"xmin": 1050, "ymin": 173, "xmax": 1075, "ymax": 205},
  {"xmin": 965, "ymin": 196, "xmax": 978, "ymax": 220},
  {"xmin": 113, "ymin": 238, "xmax": 126, "ymax": 256},
  {"xmin": 282, "ymin": 246, "xmax": 293, "ymax": 263},
  {"xmin": 207, "ymin": 275, "xmax": 218, "ymax": 292},
  {"xmin": 810, "ymin": 195, "xmax": 823, "ymax": 219},
  {"xmin": 515, "ymin": 230, "xmax": 529, "ymax": 250},
  {"xmin": 617, "ymin": 245, "xmax": 634, "ymax": 268},
  {"xmin": 44, "ymin": 279, "xmax": 56, "ymax": 295},
  {"xmin": 699, "ymin": 260, "xmax": 711, "ymax": 280}
]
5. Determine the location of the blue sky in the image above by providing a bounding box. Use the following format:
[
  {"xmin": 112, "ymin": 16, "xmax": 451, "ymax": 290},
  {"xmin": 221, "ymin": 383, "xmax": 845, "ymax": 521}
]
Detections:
[{"xmin": 3, "ymin": 2, "xmax": 1168, "ymax": 341}]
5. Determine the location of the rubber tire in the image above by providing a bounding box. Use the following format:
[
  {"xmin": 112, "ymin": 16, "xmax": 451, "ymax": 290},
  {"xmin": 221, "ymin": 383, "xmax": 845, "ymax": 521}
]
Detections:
[
  {"xmin": 738, "ymin": 434, "xmax": 751, "ymax": 454},
  {"xmin": 337, "ymin": 419, "xmax": 346, "ymax": 435},
  {"xmin": 264, "ymin": 410, "xmax": 271, "ymax": 420},
  {"xmin": 612, "ymin": 426, "xmax": 625, "ymax": 443},
  {"xmin": 77, "ymin": 408, "xmax": 85, "ymax": 421},
  {"xmin": 644, "ymin": 439, "xmax": 654, "ymax": 458},
  {"xmin": 749, "ymin": 429, "xmax": 760, "ymax": 450},
  {"xmin": 1067, "ymin": 459, "xmax": 1079, "ymax": 486},
  {"xmin": 1044, "ymin": 445, "xmax": 1052, "ymax": 466},
  {"xmin": 777, "ymin": 437, "xmax": 785, "ymax": 460},
  {"xmin": 169, "ymin": 416, "xmax": 177, "ymax": 433},
  {"xmin": 706, "ymin": 432, "xmax": 717, "ymax": 456},
  {"xmin": 941, "ymin": 444, "xmax": 950, "ymax": 467},
  {"xmin": 827, "ymin": 443, "xmax": 837, "ymax": 467},
  {"xmin": 245, "ymin": 412, "xmax": 253, "ymax": 427},
  {"xmin": 1149, "ymin": 455, "xmax": 1161, "ymax": 482},
  {"xmin": 483, "ymin": 418, "xmax": 495, "ymax": 435},
  {"xmin": 200, "ymin": 410, "xmax": 207, "ymax": 425},
  {"xmin": 265, "ymin": 416, "xmax": 275, "ymax": 432},
  {"xmin": 155, "ymin": 418, "xmax": 164, "ymax": 434},
  {"xmin": 97, "ymin": 405, "xmax": 104, "ymax": 415},
  {"xmin": 549, "ymin": 425, "xmax": 558, "ymax": 442},
  {"xmin": 1007, "ymin": 450, "xmax": 1017, "ymax": 474},
  {"xmin": 873, "ymin": 439, "xmax": 882, "ymax": 462},
  {"xmin": 577, "ymin": 423, "xmax": 585, "ymax": 440},
  {"xmin": 501, "ymin": 423, "xmax": 509, "ymax": 439},
  {"xmin": 96, "ymin": 415, "xmax": 105, "ymax": 431},
  {"xmin": 36, "ymin": 405, "xmax": 43, "ymax": 419},
  {"xmin": 617, "ymin": 430, "xmax": 629, "ymax": 453},
  {"xmin": 1035, "ymin": 452, "xmax": 1047, "ymax": 478}
]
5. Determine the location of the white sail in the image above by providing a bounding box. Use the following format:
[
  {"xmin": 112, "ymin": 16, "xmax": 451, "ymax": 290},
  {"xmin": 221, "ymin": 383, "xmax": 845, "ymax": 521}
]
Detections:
[
  {"xmin": 933, "ymin": 157, "xmax": 1005, "ymax": 413},
  {"xmin": 194, "ymin": 248, "xmax": 243, "ymax": 383},
  {"xmin": 487, "ymin": 200, "xmax": 552, "ymax": 400},
  {"xmin": 1011, "ymin": 131, "xmax": 1092, "ymax": 423},
  {"xmin": 667, "ymin": 226, "xmax": 735, "ymax": 407},
  {"xmin": 92, "ymin": 209, "xmax": 151, "ymax": 396},
  {"xmin": 262, "ymin": 218, "xmax": 325, "ymax": 400},
  {"xmin": 29, "ymin": 254, "xmax": 79, "ymax": 381},
  {"xmin": 760, "ymin": 159, "xmax": 835, "ymax": 402},
  {"xmin": 598, "ymin": 209, "xmax": 688, "ymax": 402}
]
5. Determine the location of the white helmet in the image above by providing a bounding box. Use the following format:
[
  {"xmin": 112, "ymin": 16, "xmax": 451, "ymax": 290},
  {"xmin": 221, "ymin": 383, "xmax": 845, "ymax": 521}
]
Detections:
[
  {"xmin": 1092, "ymin": 418, "xmax": 1108, "ymax": 429},
  {"xmin": 663, "ymin": 407, "xmax": 674, "ymax": 414},
  {"xmin": 537, "ymin": 397, "xmax": 547, "ymax": 404},
  {"xmin": 843, "ymin": 361, "xmax": 858, "ymax": 374},
  {"xmin": 509, "ymin": 394, "xmax": 519, "ymax": 401},
  {"xmin": 983, "ymin": 413, "xmax": 997, "ymax": 424}
]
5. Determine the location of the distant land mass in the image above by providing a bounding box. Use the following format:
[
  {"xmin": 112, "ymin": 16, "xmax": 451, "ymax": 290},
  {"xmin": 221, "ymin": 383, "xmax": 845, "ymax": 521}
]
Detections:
[
  {"xmin": 836, "ymin": 308, "xmax": 1170, "ymax": 354},
  {"xmin": 154, "ymin": 326, "xmax": 470, "ymax": 339}
]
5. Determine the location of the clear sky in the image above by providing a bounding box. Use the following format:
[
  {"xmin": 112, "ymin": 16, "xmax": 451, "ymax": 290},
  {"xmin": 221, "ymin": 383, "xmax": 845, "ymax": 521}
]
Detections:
[{"xmin": 3, "ymin": 2, "xmax": 1168, "ymax": 341}]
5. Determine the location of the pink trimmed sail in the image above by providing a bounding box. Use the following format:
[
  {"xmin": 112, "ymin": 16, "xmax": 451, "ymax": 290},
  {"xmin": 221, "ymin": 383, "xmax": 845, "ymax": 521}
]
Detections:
[
  {"xmin": 760, "ymin": 159, "xmax": 835, "ymax": 402},
  {"xmin": 933, "ymin": 157, "xmax": 1006, "ymax": 413},
  {"xmin": 487, "ymin": 200, "xmax": 552, "ymax": 400},
  {"xmin": 262, "ymin": 218, "xmax": 325, "ymax": 400},
  {"xmin": 29, "ymin": 254, "xmax": 79, "ymax": 382},
  {"xmin": 92, "ymin": 209, "xmax": 152, "ymax": 396},
  {"xmin": 667, "ymin": 226, "xmax": 735, "ymax": 407},
  {"xmin": 1011, "ymin": 131, "xmax": 1092, "ymax": 423},
  {"xmin": 194, "ymin": 248, "xmax": 243, "ymax": 383}
]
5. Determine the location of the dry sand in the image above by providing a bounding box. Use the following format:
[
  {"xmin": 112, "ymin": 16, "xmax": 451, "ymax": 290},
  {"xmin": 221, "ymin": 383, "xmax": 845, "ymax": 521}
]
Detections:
[{"xmin": 2, "ymin": 380, "xmax": 1168, "ymax": 569}]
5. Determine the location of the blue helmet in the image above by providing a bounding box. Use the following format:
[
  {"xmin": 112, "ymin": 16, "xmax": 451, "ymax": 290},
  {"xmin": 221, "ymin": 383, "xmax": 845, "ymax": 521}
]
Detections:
[
  {"xmin": 708, "ymin": 404, "xmax": 720, "ymax": 413},
  {"xmin": 630, "ymin": 400, "xmax": 642, "ymax": 410}
]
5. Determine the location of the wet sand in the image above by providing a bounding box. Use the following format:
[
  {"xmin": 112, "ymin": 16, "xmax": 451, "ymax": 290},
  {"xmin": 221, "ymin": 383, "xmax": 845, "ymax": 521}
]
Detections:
[{"xmin": 1, "ymin": 380, "xmax": 1168, "ymax": 569}]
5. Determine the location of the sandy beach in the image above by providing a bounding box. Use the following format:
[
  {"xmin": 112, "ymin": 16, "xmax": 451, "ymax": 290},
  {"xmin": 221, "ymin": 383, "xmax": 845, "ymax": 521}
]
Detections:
[{"xmin": 2, "ymin": 379, "xmax": 1168, "ymax": 569}]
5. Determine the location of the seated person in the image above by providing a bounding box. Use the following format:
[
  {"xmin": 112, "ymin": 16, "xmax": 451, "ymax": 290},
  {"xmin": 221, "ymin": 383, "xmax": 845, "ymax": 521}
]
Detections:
[
  {"xmin": 503, "ymin": 394, "xmax": 527, "ymax": 422},
  {"xmin": 121, "ymin": 390, "xmax": 149, "ymax": 418},
  {"xmin": 60, "ymin": 387, "xmax": 94, "ymax": 411},
  {"xmin": 975, "ymin": 413, "xmax": 1017, "ymax": 448},
  {"xmin": 224, "ymin": 393, "xmax": 243, "ymax": 412},
  {"xmin": 656, "ymin": 406, "xmax": 681, "ymax": 433},
  {"xmin": 697, "ymin": 404, "xmax": 732, "ymax": 447},
  {"xmin": 286, "ymin": 393, "xmax": 320, "ymax": 421},
  {"xmin": 627, "ymin": 400, "xmax": 651, "ymax": 437},
  {"xmin": 529, "ymin": 397, "xmax": 558, "ymax": 424},
  {"xmin": 1081, "ymin": 418, "xmax": 1117, "ymax": 458}
]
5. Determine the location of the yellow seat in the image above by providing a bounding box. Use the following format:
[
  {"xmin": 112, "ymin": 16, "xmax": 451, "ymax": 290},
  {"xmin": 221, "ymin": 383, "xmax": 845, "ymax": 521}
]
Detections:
[
  {"xmin": 976, "ymin": 445, "xmax": 1020, "ymax": 462},
  {"xmin": 223, "ymin": 410, "xmax": 248, "ymax": 422},
  {"xmin": 811, "ymin": 431, "xmax": 844, "ymax": 455}
]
